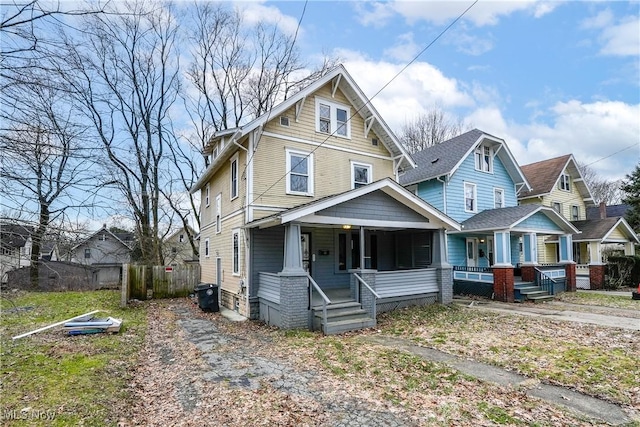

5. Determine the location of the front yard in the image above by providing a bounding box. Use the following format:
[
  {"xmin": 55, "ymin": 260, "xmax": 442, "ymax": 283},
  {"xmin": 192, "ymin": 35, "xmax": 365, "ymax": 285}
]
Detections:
[{"xmin": 1, "ymin": 290, "xmax": 638, "ymax": 425}]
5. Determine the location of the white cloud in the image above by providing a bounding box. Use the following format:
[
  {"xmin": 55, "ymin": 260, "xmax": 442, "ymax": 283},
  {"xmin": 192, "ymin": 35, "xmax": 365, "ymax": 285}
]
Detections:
[
  {"xmin": 383, "ymin": 32, "xmax": 421, "ymax": 62},
  {"xmin": 336, "ymin": 50, "xmax": 474, "ymax": 132},
  {"xmin": 236, "ymin": 1, "xmax": 302, "ymax": 36},
  {"xmin": 447, "ymin": 30, "xmax": 494, "ymax": 56},
  {"xmin": 513, "ymin": 100, "xmax": 639, "ymax": 180},
  {"xmin": 581, "ymin": 10, "xmax": 640, "ymax": 57},
  {"xmin": 598, "ymin": 16, "xmax": 640, "ymax": 56},
  {"xmin": 356, "ymin": 0, "xmax": 558, "ymax": 28}
]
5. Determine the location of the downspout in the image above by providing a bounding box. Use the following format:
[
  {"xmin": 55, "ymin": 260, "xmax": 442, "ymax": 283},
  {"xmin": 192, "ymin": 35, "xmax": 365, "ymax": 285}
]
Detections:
[{"xmin": 436, "ymin": 175, "xmax": 448, "ymax": 215}]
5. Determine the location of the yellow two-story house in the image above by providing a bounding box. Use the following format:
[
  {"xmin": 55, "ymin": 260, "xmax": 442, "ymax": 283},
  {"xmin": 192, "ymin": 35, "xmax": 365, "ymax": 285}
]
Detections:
[
  {"xmin": 190, "ymin": 65, "xmax": 460, "ymax": 334},
  {"xmin": 519, "ymin": 154, "xmax": 637, "ymax": 288}
]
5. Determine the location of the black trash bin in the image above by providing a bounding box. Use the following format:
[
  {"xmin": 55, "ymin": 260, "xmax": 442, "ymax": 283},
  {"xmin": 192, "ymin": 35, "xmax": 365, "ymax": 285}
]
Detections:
[{"xmin": 194, "ymin": 283, "xmax": 219, "ymax": 312}]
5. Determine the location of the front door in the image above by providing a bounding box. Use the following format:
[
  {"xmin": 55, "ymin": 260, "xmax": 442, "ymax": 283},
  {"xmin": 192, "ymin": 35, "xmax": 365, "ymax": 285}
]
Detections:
[
  {"xmin": 466, "ymin": 238, "xmax": 477, "ymax": 267},
  {"xmin": 301, "ymin": 233, "xmax": 311, "ymax": 274}
]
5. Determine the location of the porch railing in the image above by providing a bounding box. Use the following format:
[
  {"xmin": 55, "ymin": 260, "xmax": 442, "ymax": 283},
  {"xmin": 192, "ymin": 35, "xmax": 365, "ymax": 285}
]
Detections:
[
  {"xmin": 576, "ymin": 264, "xmax": 589, "ymax": 276},
  {"xmin": 307, "ymin": 273, "xmax": 330, "ymax": 333},
  {"xmin": 453, "ymin": 265, "xmax": 494, "ymax": 283},
  {"xmin": 353, "ymin": 273, "xmax": 380, "ymax": 320},
  {"xmin": 535, "ymin": 267, "xmax": 564, "ymax": 295}
]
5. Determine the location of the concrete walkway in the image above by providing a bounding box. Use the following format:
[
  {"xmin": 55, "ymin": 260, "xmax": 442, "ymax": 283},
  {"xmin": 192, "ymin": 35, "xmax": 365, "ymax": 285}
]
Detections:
[
  {"xmin": 455, "ymin": 299, "xmax": 640, "ymax": 331},
  {"xmin": 362, "ymin": 335, "xmax": 634, "ymax": 426}
]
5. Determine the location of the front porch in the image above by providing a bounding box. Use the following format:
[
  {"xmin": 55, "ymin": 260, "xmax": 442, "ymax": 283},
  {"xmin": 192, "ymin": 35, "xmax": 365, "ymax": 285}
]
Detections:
[{"xmin": 246, "ymin": 179, "xmax": 461, "ymax": 334}]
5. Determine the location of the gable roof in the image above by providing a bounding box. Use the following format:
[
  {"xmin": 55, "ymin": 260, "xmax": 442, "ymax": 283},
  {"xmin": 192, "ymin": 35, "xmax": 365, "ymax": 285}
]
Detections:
[
  {"xmin": 71, "ymin": 225, "xmax": 133, "ymax": 251},
  {"xmin": 0, "ymin": 223, "xmax": 34, "ymax": 249},
  {"xmin": 398, "ymin": 129, "xmax": 530, "ymax": 192},
  {"xmin": 244, "ymin": 177, "xmax": 460, "ymax": 231},
  {"xmin": 571, "ymin": 217, "xmax": 639, "ymax": 243},
  {"xmin": 191, "ymin": 64, "xmax": 415, "ymax": 193},
  {"xmin": 519, "ymin": 154, "xmax": 594, "ymax": 203},
  {"xmin": 456, "ymin": 204, "xmax": 579, "ymax": 234}
]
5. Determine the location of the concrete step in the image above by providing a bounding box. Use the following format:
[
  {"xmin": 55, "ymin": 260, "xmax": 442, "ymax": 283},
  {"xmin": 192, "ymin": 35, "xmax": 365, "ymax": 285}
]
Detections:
[
  {"xmin": 527, "ymin": 294, "xmax": 555, "ymax": 303},
  {"xmin": 312, "ymin": 301, "xmax": 361, "ymax": 315},
  {"xmin": 312, "ymin": 308, "xmax": 370, "ymax": 330},
  {"xmin": 323, "ymin": 317, "xmax": 376, "ymax": 335}
]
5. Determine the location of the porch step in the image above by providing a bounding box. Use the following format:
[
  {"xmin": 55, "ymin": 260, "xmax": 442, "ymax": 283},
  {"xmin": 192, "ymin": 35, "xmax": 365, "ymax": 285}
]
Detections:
[
  {"xmin": 513, "ymin": 283, "xmax": 554, "ymax": 303},
  {"xmin": 312, "ymin": 301, "xmax": 375, "ymax": 335}
]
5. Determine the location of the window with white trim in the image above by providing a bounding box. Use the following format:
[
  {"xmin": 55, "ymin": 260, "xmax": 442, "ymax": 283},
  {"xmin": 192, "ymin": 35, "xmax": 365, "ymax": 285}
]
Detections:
[
  {"xmin": 215, "ymin": 194, "xmax": 221, "ymax": 233},
  {"xmin": 494, "ymin": 188, "xmax": 504, "ymax": 208},
  {"xmin": 205, "ymin": 183, "xmax": 210, "ymax": 207},
  {"xmin": 571, "ymin": 205, "xmax": 579, "ymax": 221},
  {"xmin": 230, "ymin": 154, "xmax": 238, "ymax": 200},
  {"xmin": 351, "ymin": 161, "xmax": 372, "ymax": 189},
  {"xmin": 315, "ymin": 98, "xmax": 350, "ymax": 138},
  {"xmin": 559, "ymin": 173, "xmax": 571, "ymax": 191},
  {"xmin": 474, "ymin": 144, "xmax": 493, "ymax": 173},
  {"xmin": 179, "ymin": 234, "xmax": 184, "ymax": 243},
  {"xmin": 232, "ymin": 229, "xmax": 240, "ymax": 275},
  {"xmin": 464, "ymin": 182, "xmax": 477, "ymax": 213},
  {"xmin": 553, "ymin": 202, "xmax": 562, "ymax": 214},
  {"xmin": 286, "ymin": 149, "xmax": 313, "ymax": 196},
  {"xmin": 204, "ymin": 238, "xmax": 210, "ymax": 258}
]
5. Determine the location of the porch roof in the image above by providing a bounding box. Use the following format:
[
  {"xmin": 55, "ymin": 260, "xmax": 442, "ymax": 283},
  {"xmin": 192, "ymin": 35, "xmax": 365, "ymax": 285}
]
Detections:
[
  {"xmin": 547, "ymin": 217, "xmax": 639, "ymax": 244},
  {"xmin": 244, "ymin": 178, "xmax": 461, "ymax": 231},
  {"xmin": 454, "ymin": 204, "xmax": 580, "ymax": 235}
]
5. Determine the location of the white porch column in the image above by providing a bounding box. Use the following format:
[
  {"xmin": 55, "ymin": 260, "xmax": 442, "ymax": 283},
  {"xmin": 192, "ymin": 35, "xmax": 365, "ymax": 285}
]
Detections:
[
  {"xmin": 493, "ymin": 230, "xmax": 512, "ymax": 266},
  {"xmin": 431, "ymin": 229, "xmax": 450, "ymax": 268},
  {"xmin": 589, "ymin": 241, "xmax": 603, "ymax": 264},
  {"xmin": 359, "ymin": 226, "xmax": 365, "ymax": 270},
  {"xmin": 558, "ymin": 234, "xmax": 573, "ymax": 263},
  {"xmin": 625, "ymin": 241, "xmax": 636, "ymax": 256},
  {"xmin": 281, "ymin": 223, "xmax": 305, "ymax": 274},
  {"xmin": 522, "ymin": 233, "xmax": 538, "ymax": 265}
]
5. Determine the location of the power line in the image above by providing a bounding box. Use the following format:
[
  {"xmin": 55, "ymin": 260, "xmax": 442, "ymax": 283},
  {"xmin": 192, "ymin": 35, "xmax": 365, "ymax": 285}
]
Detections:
[
  {"xmin": 584, "ymin": 142, "xmax": 639, "ymax": 167},
  {"xmin": 249, "ymin": 0, "xmax": 479, "ymax": 206}
]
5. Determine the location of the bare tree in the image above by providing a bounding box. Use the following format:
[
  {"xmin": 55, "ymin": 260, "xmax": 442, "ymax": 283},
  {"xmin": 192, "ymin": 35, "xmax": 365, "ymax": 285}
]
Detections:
[
  {"xmin": 0, "ymin": 71, "xmax": 96, "ymax": 287},
  {"xmin": 399, "ymin": 106, "xmax": 468, "ymax": 153},
  {"xmin": 57, "ymin": 0, "xmax": 181, "ymax": 266},
  {"xmin": 170, "ymin": 3, "xmax": 337, "ymax": 256},
  {"xmin": 577, "ymin": 162, "xmax": 625, "ymax": 205}
]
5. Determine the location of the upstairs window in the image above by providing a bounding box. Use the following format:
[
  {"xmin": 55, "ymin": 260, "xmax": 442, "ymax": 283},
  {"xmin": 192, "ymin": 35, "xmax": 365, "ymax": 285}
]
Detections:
[
  {"xmin": 559, "ymin": 173, "xmax": 571, "ymax": 191},
  {"xmin": 230, "ymin": 154, "xmax": 239, "ymax": 200},
  {"xmin": 286, "ymin": 149, "xmax": 314, "ymax": 196},
  {"xmin": 179, "ymin": 234, "xmax": 184, "ymax": 243},
  {"xmin": 571, "ymin": 205, "xmax": 579, "ymax": 221},
  {"xmin": 475, "ymin": 144, "xmax": 493, "ymax": 173},
  {"xmin": 553, "ymin": 202, "xmax": 562, "ymax": 214},
  {"xmin": 205, "ymin": 184, "xmax": 210, "ymax": 207},
  {"xmin": 351, "ymin": 162, "xmax": 372, "ymax": 189},
  {"xmin": 464, "ymin": 182, "xmax": 477, "ymax": 213},
  {"xmin": 315, "ymin": 98, "xmax": 350, "ymax": 138},
  {"xmin": 494, "ymin": 188, "xmax": 504, "ymax": 208},
  {"xmin": 84, "ymin": 248, "xmax": 91, "ymax": 259},
  {"xmin": 215, "ymin": 194, "xmax": 222, "ymax": 233}
]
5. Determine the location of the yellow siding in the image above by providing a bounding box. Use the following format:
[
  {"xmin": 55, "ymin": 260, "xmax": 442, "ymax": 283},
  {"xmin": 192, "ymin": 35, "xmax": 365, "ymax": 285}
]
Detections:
[
  {"xmin": 200, "ymin": 213, "xmax": 245, "ymax": 294},
  {"xmin": 607, "ymin": 225, "xmax": 626, "ymax": 240},
  {"xmin": 251, "ymin": 82, "xmax": 395, "ymax": 214},
  {"xmin": 542, "ymin": 241, "xmax": 557, "ymax": 264}
]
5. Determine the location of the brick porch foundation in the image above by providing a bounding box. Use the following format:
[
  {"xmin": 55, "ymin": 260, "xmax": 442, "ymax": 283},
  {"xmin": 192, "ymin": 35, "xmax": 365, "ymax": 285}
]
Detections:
[
  {"xmin": 493, "ymin": 266, "xmax": 514, "ymax": 303},
  {"xmin": 564, "ymin": 263, "xmax": 577, "ymax": 292},
  {"xmin": 589, "ymin": 264, "xmax": 606, "ymax": 290},
  {"xmin": 520, "ymin": 265, "xmax": 536, "ymax": 283}
]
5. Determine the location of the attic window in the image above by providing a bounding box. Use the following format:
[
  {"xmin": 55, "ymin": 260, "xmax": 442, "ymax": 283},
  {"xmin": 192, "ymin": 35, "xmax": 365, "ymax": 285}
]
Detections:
[
  {"xmin": 475, "ymin": 144, "xmax": 493, "ymax": 173},
  {"xmin": 559, "ymin": 173, "xmax": 571, "ymax": 191},
  {"xmin": 280, "ymin": 116, "xmax": 290, "ymax": 127},
  {"xmin": 100, "ymin": 234, "xmax": 106, "ymax": 241},
  {"xmin": 315, "ymin": 97, "xmax": 350, "ymax": 138},
  {"xmin": 371, "ymin": 138, "xmax": 378, "ymax": 146}
]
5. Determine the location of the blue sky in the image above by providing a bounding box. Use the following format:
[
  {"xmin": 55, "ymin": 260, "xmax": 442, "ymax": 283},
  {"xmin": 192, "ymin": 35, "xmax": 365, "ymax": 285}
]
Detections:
[{"xmin": 239, "ymin": 0, "xmax": 639, "ymax": 181}]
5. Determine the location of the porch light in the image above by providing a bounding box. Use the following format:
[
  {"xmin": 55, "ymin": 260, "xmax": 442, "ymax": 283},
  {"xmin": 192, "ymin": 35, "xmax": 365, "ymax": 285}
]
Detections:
[
  {"xmin": 480, "ymin": 239, "xmax": 485, "ymax": 243},
  {"xmin": 342, "ymin": 224, "xmax": 352, "ymax": 230}
]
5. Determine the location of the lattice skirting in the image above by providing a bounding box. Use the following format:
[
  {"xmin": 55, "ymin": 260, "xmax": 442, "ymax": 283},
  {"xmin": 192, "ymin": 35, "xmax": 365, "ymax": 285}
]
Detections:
[
  {"xmin": 376, "ymin": 294, "xmax": 437, "ymax": 314},
  {"xmin": 576, "ymin": 276, "xmax": 590, "ymax": 290}
]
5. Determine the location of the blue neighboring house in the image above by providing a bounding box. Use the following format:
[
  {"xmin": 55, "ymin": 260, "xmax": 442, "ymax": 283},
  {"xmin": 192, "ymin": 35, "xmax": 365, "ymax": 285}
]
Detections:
[{"xmin": 399, "ymin": 129, "xmax": 579, "ymax": 301}]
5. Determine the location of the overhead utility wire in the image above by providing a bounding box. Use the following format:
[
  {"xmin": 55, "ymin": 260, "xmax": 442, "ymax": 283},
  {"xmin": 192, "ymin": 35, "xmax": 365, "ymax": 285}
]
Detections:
[
  {"xmin": 250, "ymin": 0, "xmax": 479, "ymax": 205},
  {"xmin": 583, "ymin": 142, "xmax": 638, "ymax": 167}
]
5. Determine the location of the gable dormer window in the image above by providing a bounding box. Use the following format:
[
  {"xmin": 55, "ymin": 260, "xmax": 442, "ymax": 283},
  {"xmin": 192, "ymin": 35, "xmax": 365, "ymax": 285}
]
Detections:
[
  {"xmin": 475, "ymin": 144, "xmax": 493, "ymax": 173},
  {"xmin": 280, "ymin": 116, "xmax": 290, "ymax": 127},
  {"xmin": 559, "ymin": 173, "xmax": 571, "ymax": 191},
  {"xmin": 315, "ymin": 98, "xmax": 350, "ymax": 138}
]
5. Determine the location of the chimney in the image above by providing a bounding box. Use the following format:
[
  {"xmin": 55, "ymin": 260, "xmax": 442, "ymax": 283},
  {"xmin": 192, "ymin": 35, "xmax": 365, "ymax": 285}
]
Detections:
[{"xmin": 599, "ymin": 202, "xmax": 606, "ymax": 219}]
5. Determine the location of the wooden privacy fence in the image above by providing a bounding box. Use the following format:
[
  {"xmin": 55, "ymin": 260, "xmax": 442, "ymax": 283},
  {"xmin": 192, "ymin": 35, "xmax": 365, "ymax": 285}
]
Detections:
[{"xmin": 121, "ymin": 264, "xmax": 200, "ymax": 306}]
